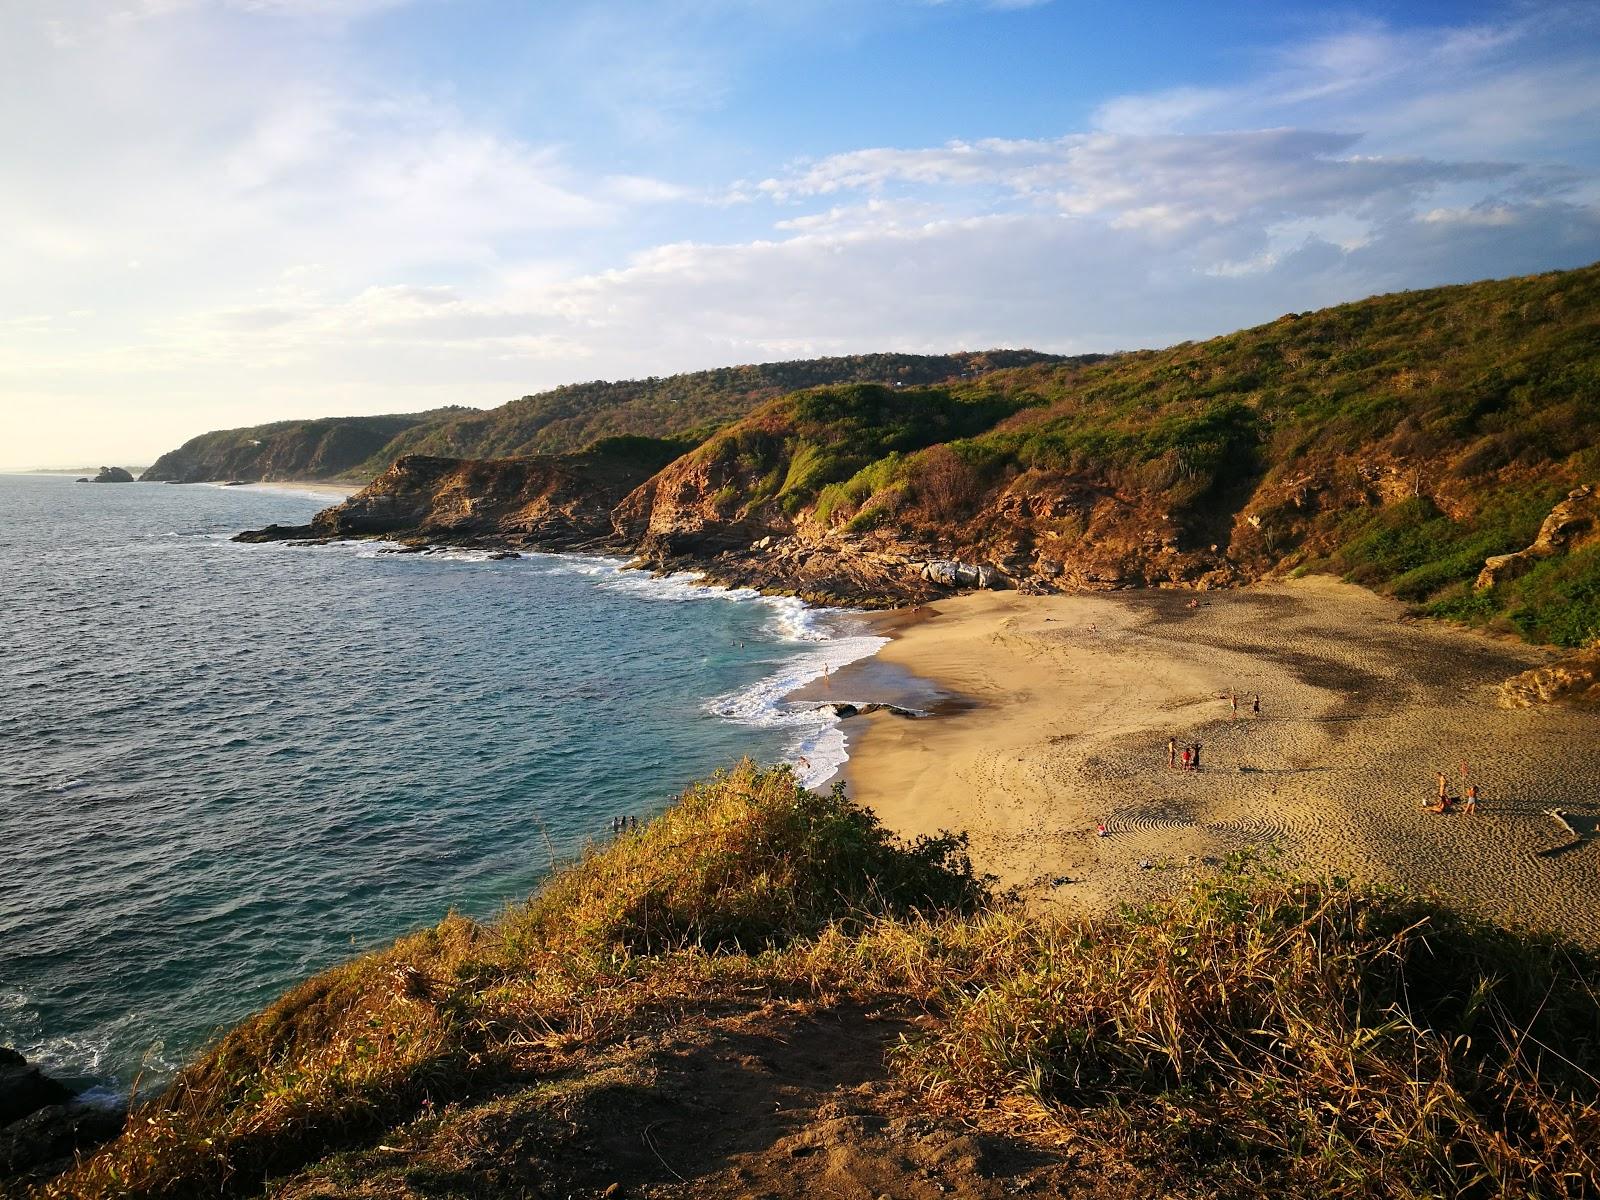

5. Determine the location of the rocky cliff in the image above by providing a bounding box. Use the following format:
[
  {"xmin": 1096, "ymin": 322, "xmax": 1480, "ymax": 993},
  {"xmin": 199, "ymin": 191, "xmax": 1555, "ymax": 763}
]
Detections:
[
  {"xmin": 242, "ymin": 437, "xmax": 689, "ymax": 551},
  {"xmin": 241, "ymin": 264, "xmax": 1600, "ymax": 641}
]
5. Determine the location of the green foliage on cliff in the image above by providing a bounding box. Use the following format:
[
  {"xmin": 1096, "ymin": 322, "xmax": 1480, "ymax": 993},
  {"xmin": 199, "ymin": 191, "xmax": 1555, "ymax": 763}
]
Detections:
[
  {"xmin": 37, "ymin": 769, "xmax": 1600, "ymax": 1199},
  {"xmin": 362, "ymin": 351, "xmax": 1069, "ymax": 476},
  {"xmin": 139, "ymin": 411, "xmax": 469, "ymax": 484},
  {"xmin": 731, "ymin": 263, "xmax": 1600, "ymax": 643}
]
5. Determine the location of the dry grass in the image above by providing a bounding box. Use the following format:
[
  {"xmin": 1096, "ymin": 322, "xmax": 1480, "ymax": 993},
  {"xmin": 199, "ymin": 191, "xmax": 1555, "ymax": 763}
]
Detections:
[
  {"xmin": 798, "ymin": 859, "xmax": 1600, "ymax": 1198},
  {"xmin": 35, "ymin": 774, "xmax": 1600, "ymax": 1200}
]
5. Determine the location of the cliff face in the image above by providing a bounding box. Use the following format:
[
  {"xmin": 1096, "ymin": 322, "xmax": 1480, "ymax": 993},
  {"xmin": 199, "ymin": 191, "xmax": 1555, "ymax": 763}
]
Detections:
[
  {"xmin": 311, "ymin": 438, "xmax": 686, "ymax": 548},
  {"xmin": 242, "ymin": 264, "xmax": 1600, "ymax": 639}
]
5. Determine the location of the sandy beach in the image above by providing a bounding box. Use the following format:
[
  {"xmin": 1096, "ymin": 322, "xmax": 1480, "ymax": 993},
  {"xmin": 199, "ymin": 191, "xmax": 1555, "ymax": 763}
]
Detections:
[
  {"xmin": 831, "ymin": 578, "xmax": 1600, "ymax": 941},
  {"xmin": 228, "ymin": 481, "xmax": 360, "ymax": 501}
]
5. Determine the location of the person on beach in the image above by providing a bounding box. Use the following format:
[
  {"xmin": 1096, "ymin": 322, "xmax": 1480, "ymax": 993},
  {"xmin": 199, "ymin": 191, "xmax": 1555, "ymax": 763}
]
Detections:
[
  {"xmin": 1231, "ymin": 691, "xmax": 1238, "ymax": 717},
  {"xmin": 1192, "ymin": 741, "xmax": 1203, "ymax": 771},
  {"xmin": 1423, "ymin": 793, "xmax": 1455, "ymax": 814},
  {"xmin": 1463, "ymin": 784, "xmax": 1478, "ymax": 814},
  {"xmin": 1252, "ymin": 694, "xmax": 1261, "ymax": 717},
  {"xmin": 1168, "ymin": 737, "xmax": 1177, "ymax": 769},
  {"xmin": 1180, "ymin": 746, "xmax": 1192, "ymax": 771},
  {"xmin": 1437, "ymin": 772, "xmax": 1449, "ymax": 802}
]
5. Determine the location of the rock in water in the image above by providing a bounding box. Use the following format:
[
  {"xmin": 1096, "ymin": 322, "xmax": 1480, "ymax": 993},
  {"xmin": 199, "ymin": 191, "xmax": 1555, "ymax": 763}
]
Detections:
[
  {"xmin": 0, "ymin": 1050, "xmax": 125, "ymax": 1184},
  {"xmin": 0, "ymin": 1049, "xmax": 71, "ymax": 1125},
  {"xmin": 90, "ymin": 466, "xmax": 134, "ymax": 483},
  {"xmin": 0, "ymin": 1102, "xmax": 125, "ymax": 1180}
]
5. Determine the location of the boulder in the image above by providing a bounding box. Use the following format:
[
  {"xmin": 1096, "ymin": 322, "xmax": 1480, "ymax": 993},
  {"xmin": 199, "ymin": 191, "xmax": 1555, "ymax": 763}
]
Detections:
[
  {"xmin": 90, "ymin": 467, "xmax": 134, "ymax": 483},
  {"xmin": 0, "ymin": 1101, "xmax": 125, "ymax": 1179},
  {"xmin": 919, "ymin": 560, "xmax": 1001, "ymax": 589},
  {"xmin": 0, "ymin": 1049, "xmax": 71, "ymax": 1126},
  {"xmin": 1498, "ymin": 648, "xmax": 1600, "ymax": 708}
]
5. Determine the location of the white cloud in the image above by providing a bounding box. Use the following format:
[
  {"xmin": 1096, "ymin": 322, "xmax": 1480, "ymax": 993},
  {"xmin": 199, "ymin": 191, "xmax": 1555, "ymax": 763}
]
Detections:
[{"xmin": 2, "ymin": 3, "xmax": 1599, "ymax": 468}]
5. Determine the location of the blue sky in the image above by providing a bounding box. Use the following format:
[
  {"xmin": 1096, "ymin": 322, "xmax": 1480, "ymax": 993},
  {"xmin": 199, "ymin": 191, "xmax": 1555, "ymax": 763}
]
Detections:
[{"xmin": 3, "ymin": 0, "xmax": 1598, "ymax": 465}]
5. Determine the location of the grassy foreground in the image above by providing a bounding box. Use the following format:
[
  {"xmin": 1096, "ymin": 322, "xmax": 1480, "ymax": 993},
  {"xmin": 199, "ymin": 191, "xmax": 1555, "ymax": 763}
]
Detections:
[{"xmin": 38, "ymin": 765, "xmax": 1600, "ymax": 1199}]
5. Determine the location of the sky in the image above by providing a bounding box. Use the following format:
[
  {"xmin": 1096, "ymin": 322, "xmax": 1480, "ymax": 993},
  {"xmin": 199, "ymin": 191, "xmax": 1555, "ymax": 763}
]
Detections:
[{"xmin": 3, "ymin": 0, "xmax": 1598, "ymax": 467}]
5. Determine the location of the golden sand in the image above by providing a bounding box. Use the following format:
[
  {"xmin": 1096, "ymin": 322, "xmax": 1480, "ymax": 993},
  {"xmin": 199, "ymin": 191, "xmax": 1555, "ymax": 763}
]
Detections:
[{"xmin": 839, "ymin": 577, "xmax": 1600, "ymax": 940}]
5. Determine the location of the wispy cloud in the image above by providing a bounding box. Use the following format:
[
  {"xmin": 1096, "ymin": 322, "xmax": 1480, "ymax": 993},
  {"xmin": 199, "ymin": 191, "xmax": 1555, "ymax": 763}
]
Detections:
[{"xmin": 2, "ymin": 2, "xmax": 1598, "ymax": 466}]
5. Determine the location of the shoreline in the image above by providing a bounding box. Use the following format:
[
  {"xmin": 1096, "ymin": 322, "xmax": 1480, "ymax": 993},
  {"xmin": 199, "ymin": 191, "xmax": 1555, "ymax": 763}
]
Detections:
[
  {"xmin": 834, "ymin": 577, "xmax": 1600, "ymax": 942},
  {"xmin": 207, "ymin": 480, "xmax": 361, "ymax": 501}
]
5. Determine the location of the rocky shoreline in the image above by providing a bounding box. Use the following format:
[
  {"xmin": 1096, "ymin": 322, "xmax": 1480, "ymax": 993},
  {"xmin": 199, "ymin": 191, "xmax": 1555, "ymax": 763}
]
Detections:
[{"xmin": 0, "ymin": 1049, "xmax": 124, "ymax": 1187}]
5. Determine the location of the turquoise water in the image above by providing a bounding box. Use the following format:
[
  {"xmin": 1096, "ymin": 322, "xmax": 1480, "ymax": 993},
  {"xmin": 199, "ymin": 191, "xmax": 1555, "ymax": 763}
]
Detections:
[{"xmin": 0, "ymin": 474, "xmax": 882, "ymax": 1095}]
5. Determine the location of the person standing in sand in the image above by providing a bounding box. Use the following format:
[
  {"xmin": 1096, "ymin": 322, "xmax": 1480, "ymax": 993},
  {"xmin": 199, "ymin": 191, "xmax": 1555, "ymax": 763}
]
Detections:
[
  {"xmin": 1193, "ymin": 741, "xmax": 1203, "ymax": 771},
  {"xmin": 1463, "ymin": 784, "xmax": 1478, "ymax": 814},
  {"xmin": 1168, "ymin": 737, "xmax": 1177, "ymax": 769},
  {"xmin": 1436, "ymin": 772, "xmax": 1449, "ymax": 803},
  {"xmin": 1230, "ymin": 691, "xmax": 1238, "ymax": 717},
  {"xmin": 1252, "ymin": 694, "xmax": 1261, "ymax": 717},
  {"xmin": 1180, "ymin": 746, "xmax": 1192, "ymax": 771}
]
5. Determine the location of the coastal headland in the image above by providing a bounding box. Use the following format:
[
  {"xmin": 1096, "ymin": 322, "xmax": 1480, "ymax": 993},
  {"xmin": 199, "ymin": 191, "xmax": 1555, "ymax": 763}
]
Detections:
[{"xmin": 828, "ymin": 578, "xmax": 1600, "ymax": 941}]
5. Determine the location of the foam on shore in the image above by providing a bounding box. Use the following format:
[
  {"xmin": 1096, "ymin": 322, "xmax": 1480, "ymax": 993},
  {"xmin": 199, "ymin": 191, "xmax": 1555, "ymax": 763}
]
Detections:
[{"xmin": 535, "ymin": 554, "xmax": 889, "ymax": 788}]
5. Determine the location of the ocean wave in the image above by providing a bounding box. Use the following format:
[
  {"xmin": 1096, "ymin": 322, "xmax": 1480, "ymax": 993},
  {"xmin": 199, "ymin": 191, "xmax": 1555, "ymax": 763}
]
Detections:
[{"xmin": 268, "ymin": 542, "xmax": 889, "ymax": 789}]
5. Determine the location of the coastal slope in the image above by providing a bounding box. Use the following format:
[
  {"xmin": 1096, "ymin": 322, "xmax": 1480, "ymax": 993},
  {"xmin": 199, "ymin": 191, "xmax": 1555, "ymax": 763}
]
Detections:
[
  {"xmin": 143, "ymin": 352, "xmax": 1068, "ymax": 486},
  {"xmin": 263, "ymin": 263, "xmax": 1600, "ymax": 645},
  {"xmin": 28, "ymin": 765, "xmax": 1600, "ymax": 1200}
]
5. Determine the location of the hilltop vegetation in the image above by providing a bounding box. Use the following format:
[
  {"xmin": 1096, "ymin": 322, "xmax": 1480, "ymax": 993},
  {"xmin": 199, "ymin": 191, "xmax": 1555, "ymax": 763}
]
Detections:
[
  {"xmin": 364, "ymin": 351, "xmax": 1069, "ymax": 472},
  {"xmin": 140, "ymin": 411, "xmax": 467, "ymax": 484},
  {"xmin": 606, "ymin": 264, "xmax": 1599, "ymax": 645},
  {"xmin": 32, "ymin": 765, "xmax": 1600, "ymax": 1199},
  {"xmin": 141, "ymin": 352, "xmax": 1066, "ymax": 486}
]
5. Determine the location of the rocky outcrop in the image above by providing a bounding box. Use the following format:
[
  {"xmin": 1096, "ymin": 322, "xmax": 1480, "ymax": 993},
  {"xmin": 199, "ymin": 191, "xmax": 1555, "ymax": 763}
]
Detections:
[
  {"xmin": 613, "ymin": 440, "xmax": 788, "ymax": 560},
  {"xmin": 237, "ymin": 439, "xmax": 685, "ymax": 551},
  {"xmin": 1498, "ymin": 648, "xmax": 1600, "ymax": 708},
  {"xmin": 920, "ymin": 560, "xmax": 1001, "ymax": 589},
  {"xmin": 0, "ymin": 1049, "xmax": 123, "ymax": 1185},
  {"xmin": 90, "ymin": 466, "xmax": 133, "ymax": 483},
  {"xmin": 1477, "ymin": 485, "xmax": 1599, "ymax": 590},
  {"xmin": 0, "ymin": 1049, "xmax": 70, "ymax": 1124}
]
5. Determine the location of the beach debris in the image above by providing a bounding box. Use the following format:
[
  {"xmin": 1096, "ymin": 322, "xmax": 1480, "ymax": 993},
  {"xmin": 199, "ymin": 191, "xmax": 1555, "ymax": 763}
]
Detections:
[{"xmin": 1538, "ymin": 809, "xmax": 1586, "ymax": 858}]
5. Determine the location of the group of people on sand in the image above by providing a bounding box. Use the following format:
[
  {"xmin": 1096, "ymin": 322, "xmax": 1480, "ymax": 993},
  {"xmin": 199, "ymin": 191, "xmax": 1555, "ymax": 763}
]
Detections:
[
  {"xmin": 1229, "ymin": 690, "xmax": 1261, "ymax": 718},
  {"xmin": 1423, "ymin": 770, "xmax": 1479, "ymax": 815},
  {"xmin": 1167, "ymin": 737, "xmax": 1204, "ymax": 771}
]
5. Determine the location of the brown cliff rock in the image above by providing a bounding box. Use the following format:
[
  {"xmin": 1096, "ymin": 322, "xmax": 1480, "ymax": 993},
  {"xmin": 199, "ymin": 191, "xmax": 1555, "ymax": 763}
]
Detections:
[
  {"xmin": 1476, "ymin": 484, "xmax": 1599, "ymax": 590},
  {"xmin": 1498, "ymin": 647, "xmax": 1600, "ymax": 708}
]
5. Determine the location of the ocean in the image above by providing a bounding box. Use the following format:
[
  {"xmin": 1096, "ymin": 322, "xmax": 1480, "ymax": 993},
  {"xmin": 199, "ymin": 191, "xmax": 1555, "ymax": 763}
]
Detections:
[{"xmin": 0, "ymin": 473, "xmax": 884, "ymax": 1096}]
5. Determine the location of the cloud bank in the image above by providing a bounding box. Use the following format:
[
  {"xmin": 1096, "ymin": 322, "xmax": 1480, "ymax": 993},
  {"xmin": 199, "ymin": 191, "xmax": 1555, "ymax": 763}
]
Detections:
[{"xmin": 2, "ymin": 2, "xmax": 1597, "ymax": 464}]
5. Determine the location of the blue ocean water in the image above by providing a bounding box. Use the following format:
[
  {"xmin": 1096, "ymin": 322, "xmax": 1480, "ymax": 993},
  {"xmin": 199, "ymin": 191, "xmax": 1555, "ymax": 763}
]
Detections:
[{"xmin": 0, "ymin": 474, "xmax": 882, "ymax": 1095}]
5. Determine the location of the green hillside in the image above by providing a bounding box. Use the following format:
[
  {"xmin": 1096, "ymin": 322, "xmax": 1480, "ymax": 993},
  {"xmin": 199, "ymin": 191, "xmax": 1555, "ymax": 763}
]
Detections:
[
  {"xmin": 357, "ymin": 350, "xmax": 1071, "ymax": 472},
  {"xmin": 139, "ymin": 411, "xmax": 467, "ymax": 484},
  {"xmin": 640, "ymin": 264, "xmax": 1599, "ymax": 645}
]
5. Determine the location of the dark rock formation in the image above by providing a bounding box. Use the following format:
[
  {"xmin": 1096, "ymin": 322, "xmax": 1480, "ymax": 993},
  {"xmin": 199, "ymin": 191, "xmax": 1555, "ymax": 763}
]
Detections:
[
  {"xmin": 90, "ymin": 467, "xmax": 133, "ymax": 483},
  {"xmin": 0, "ymin": 1048, "xmax": 123, "ymax": 1185},
  {"xmin": 233, "ymin": 523, "xmax": 317, "ymax": 543},
  {"xmin": 0, "ymin": 1101, "xmax": 125, "ymax": 1181},
  {"xmin": 0, "ymin": 1048, "xmax": 71, "ymax": 1124}
]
